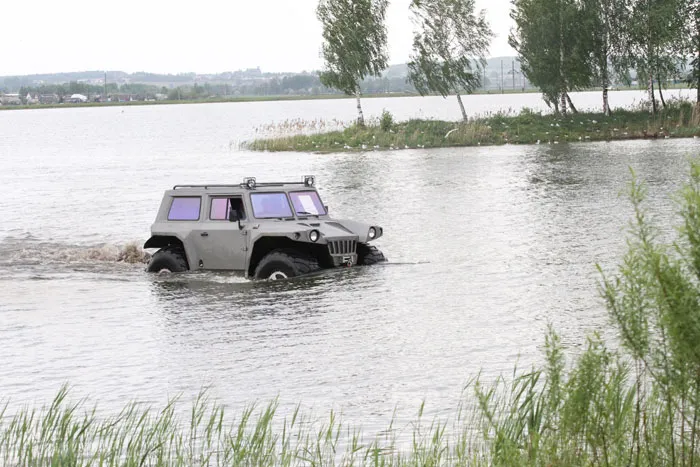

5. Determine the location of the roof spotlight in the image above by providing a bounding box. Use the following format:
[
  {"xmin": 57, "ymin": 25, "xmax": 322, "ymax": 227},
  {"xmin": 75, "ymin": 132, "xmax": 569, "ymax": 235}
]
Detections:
[
  {"xmin": 244, "ymin": 177, "xmax": 256, "ymax": 189},
  {"xmin": 303, "ymin": 175, "xmax": 315, "ymax": 187}
]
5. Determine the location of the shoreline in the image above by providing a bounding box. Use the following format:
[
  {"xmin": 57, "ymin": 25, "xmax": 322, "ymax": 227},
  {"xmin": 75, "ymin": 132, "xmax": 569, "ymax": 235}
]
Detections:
[
  {"xmin": 0, "ymin": 85, "xmax": 689, "ymax": 112},
  {"xmin": 245, "ymin": 103, "xmax": 700, "ymax": 153}
]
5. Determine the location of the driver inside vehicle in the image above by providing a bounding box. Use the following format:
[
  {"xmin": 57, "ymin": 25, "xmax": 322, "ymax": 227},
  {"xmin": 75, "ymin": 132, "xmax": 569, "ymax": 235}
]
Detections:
[{"xmin": 229, "ymin": 198, "xmax": 246, "ymax": 220}]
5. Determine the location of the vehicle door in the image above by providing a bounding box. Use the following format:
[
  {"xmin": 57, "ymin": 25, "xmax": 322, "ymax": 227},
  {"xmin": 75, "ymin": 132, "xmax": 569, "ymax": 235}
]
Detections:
[{"xmin": 191, "ymin": 196, "xmax": 249, "ymax": 271}]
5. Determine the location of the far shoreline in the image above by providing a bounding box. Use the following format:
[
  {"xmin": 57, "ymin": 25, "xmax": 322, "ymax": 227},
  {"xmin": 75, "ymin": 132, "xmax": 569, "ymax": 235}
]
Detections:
[{"xmin": 0, "ymin": 84, "xmax": 689, "ymax": 112}]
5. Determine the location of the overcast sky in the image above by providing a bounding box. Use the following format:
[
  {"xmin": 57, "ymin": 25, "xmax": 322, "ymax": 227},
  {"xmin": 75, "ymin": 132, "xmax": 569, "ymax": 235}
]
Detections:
[{"xmin": 2, "ymin": 0, "xmax": 515, "ymax": 76}]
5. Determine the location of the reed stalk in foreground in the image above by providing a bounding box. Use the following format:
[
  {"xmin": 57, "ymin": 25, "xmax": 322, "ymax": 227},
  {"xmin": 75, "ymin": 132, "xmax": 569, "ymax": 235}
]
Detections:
[{"xmin": 5, "ymin": 158, "xmax": 700, "ymax": 466}]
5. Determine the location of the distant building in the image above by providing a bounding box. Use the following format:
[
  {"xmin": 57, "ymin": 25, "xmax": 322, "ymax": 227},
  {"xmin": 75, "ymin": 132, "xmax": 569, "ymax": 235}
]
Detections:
[
  {"xmin": 69, "ymin": 94, "xmax": 88, "ymax": 103},
  {"xmin": 39, "ymin": 94, "xmax": 59, "ymax": 105},
  {"xmin": 0, "ymin": 93, "xmax": 21, "ymax": 105},
  {"xmin": 109, "ymin": 93, "xmax": 135, "ymax": 102}
]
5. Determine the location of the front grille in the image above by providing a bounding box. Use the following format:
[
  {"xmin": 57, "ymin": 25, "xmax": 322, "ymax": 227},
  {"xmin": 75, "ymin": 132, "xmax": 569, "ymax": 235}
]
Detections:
[{"xmin": 328, "ymin": 239, "xmax": 356, "ymax": 255}]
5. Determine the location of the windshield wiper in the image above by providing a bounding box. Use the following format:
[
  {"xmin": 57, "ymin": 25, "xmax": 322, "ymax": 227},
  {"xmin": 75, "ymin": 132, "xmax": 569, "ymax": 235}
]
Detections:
[{"xmin": 297, "ymin": 211, "xmax": 319, "ymax": 218}]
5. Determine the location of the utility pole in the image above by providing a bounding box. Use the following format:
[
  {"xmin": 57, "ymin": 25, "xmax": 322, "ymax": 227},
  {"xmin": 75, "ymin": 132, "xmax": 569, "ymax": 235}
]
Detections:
[
  {"xmin": 500, "ymin": 60, "xmax": 504, "ymax": 94},
  {"xmin": 512, "ymin": 60, "xmax": 515, "ymax": 90},
  {"xmin": 104, "ymin": 72, "xmax": 107, "ymax": 100}
]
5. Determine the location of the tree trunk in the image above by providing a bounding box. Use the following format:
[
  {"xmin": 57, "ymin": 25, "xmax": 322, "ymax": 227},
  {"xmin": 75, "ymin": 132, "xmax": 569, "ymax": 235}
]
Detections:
[
  {"xmin": 657, "ymin": 74, "xmax": 666, "ymax": 108},
  {"xmin": 559, "ymin": 7, "xmax": 567, "ymax": 116},
  {"xmin": 456, "ymin": 93, "xmax": 468, "ymax": 122},
  {"xmin": 355, "ymin": 90, "xmax": 365, "ymax": 126},
  {"xmin": 697, "ymin": 38, "xmax": 700, "ymax": 103},
  {"xmin": 566, "ymin": 93, "xmax": 578, "ymax": 114},
  {"xmin": 560, "ymin": 92, "xmax": 567, "ymax": 116},
  {"xmin": 648, "ymin": 75, "xmax": 657, "ymax": 115},
  {"xmin": 602, "ymin": 63, "xmax": 610, "ymax": 116},
  {"xmin": 603, "ymin": 88, "xmax": 610, "ymax": 116},
  {"xmin": 696, "ymin": 19, "xmax": 700, "ymax": 103}
]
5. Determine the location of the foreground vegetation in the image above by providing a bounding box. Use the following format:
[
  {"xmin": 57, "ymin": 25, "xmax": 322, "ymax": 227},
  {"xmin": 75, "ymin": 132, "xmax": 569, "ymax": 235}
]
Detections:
[
  {"xmin": 4, "ymin": 159, "xmax": 700, "ymax": 465},
  {"xmin": 247, "ymin": 101, "xmax": 700, "ymax": 152}
]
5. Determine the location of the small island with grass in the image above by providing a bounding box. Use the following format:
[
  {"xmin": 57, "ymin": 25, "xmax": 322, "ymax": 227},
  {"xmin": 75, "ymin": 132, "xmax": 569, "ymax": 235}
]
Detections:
[{"xmin": 246, "ymin": 101, "xmax": 700, "ymax": 153}]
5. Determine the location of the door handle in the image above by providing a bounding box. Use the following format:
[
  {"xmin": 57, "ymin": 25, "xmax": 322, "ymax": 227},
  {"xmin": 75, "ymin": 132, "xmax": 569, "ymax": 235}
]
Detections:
[{"xmin": 200, "ymin": 232, "xmax": 209, "ymax": 237}]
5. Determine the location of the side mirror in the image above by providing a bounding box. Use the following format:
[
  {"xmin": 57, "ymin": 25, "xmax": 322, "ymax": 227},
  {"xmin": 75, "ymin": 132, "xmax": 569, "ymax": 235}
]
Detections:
[{"xmin": 324, "ymin": 205, "xmax": 329, "ymax": 214}]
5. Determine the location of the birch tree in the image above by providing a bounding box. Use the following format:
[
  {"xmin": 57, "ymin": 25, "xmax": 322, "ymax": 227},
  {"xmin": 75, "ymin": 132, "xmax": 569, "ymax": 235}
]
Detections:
[
  {"xmin": 579, "ymin": 0, "xmax": 629, "ymax": 115},
  {"xmin": 407, "ymin": 0, "xmax": 493, "ymax": 121},
  {"xmin": 621, "ymin": 0, "xmax": 684, "ymax": 113},
  {"xmin": 509, "ymin": 0, "xmax": 588, "ymax": 115},
  {"xmin": 317, "ymin": 0, "xmax": 389, "ymax": 126},
  {"xmin": 682, "ymin": 0, "xmax": 700, "ymax": 103}
]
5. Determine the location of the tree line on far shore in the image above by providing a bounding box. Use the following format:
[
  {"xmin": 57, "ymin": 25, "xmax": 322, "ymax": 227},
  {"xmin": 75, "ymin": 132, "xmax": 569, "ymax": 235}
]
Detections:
[{"xmin": 317, "ymin": 0, "xmax": 700, "ymax": 124}]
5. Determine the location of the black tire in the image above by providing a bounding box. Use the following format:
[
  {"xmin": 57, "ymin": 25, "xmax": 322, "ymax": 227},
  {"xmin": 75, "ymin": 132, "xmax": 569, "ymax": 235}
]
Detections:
[
  {"xmin": 254, "ymin": 249, "xmax": 320, "ymax": 280},
  {"xmin": 357, "ymin": 243, "xmax": 386, "ymax": 266},
  {"xmin": 146, "ymin": 247, "xmax": 188, "ymax": 273}
]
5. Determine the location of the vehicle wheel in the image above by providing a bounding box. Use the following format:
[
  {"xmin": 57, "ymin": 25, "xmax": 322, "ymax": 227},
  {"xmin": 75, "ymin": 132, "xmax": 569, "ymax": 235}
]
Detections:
[
  {"xmin": 357, "ymin": 243, "xmax": 386, "ymax": 266},
  {"xmin": 254, "ymin": 249, "xmax": 320, "ymax": 280},
  {"xmin": 146, "ymin": 247, "xmax": 188, "ymax": 273}
]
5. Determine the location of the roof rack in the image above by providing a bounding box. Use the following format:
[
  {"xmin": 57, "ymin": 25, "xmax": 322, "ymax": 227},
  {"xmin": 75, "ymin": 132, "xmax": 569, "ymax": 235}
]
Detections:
[
  {"xmin": 172, "ymin": 183, "xmax": 305, "ymax": 189},
  {"xmin": 173, "ymin": 176, "xmax": 316, "ymax": 190}
]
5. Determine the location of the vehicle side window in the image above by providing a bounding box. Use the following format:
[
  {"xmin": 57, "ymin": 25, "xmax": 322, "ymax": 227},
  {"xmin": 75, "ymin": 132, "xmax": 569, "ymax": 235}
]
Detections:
[
  {"xmin": 210, "ymin": 197, "xmax": 247, "ymax": 221},
  {"xmin": 168, "ymin": 197, "xmax": 201, "ymax": 221}
]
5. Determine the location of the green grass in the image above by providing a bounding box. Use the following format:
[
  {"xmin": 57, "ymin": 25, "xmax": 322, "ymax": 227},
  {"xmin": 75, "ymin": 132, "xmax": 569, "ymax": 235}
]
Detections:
[
  {"xmin": 246, "ymin": 101, "xmax": 700, "ymax": 152},
  {"xmin": 0, "ymin": 385, "xmax": 485, "ymax": 466}
]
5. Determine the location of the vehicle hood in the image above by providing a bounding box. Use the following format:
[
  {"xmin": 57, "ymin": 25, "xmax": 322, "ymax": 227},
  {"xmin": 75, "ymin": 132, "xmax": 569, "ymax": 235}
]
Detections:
[{"xmin": 247, "ymin": 218, "xmax": 382, "ymax": 243}]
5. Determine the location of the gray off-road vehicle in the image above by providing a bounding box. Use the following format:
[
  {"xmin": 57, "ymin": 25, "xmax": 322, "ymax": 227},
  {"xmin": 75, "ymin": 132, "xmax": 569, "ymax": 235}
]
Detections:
[{"xmin": 144, "ymin": 176, "xmax": 386, "ymax": 280}]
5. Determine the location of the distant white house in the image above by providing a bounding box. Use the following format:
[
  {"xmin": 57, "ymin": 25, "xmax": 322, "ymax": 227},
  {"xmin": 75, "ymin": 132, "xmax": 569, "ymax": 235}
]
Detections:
[
  {"xmin": 70, "ymin": 94, "xmax": 88, "ymax": 103},
  {"xmin": 0, "ymin": 93, "xmax": 21, "ymax": 105}
]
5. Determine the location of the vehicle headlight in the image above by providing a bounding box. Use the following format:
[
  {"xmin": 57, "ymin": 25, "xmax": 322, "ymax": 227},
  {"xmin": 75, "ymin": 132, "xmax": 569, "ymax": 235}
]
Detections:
[
  {"xmin": 368, "ymin": 227, "xmax": 377, "ymax": 239},
  {"xmin": 309, "ymin": 230, "xmax": 320, "ymax": 242}
]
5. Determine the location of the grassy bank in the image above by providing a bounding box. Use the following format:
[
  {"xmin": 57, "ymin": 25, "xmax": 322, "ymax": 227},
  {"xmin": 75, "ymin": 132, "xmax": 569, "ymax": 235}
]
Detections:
[{"xmin": 246, "ymin": 101, "xmax": 700, "ymax": 152}]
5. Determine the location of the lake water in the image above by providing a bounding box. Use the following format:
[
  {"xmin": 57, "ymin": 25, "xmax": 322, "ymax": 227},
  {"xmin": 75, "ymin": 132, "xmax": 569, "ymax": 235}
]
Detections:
[{"xmin": 0, "ymin": 90, "xmax": 698, "ymax": 432}]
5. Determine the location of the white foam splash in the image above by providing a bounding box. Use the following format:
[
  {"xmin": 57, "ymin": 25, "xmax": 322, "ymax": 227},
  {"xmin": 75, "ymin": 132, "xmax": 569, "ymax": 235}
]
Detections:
[{"xmin": 1, "ymin": 239, "xmax": 152, "ymax": 266}]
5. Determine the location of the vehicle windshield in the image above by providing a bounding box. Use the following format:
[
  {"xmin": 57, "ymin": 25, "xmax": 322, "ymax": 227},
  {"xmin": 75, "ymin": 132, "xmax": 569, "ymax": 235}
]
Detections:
[
  {"xmin": 250, "ymin": 192, "xmax": 294, "ymax": 218},
  {"xmin": 289, "ymin": 191, "xmax": 327, "ymax": 216}
]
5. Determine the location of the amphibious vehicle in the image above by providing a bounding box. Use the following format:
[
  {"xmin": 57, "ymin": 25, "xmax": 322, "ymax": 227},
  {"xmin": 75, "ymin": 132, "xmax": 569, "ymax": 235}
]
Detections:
[{"xmin": 144, "ymin": 176, "xmax": 386, "ymax": 279}]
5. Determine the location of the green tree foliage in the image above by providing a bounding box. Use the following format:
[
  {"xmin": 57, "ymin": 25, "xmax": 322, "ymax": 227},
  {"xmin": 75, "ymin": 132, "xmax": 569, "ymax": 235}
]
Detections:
[
  {"xmin": 407, "ymin": 0, "xmax": 493, "ymax": 122},
  {"xmin": 682, "ymin": 0, "xmax": 700, "ymax": 103},
  {"xmin": 579, "ymin": 0, "xmax": 629, "ymax": 115},
  {"xmin": 509, "ymin": 0, "xmax": 590, "ymax": 115},
  {"xmin": 618, "ymin": 0, "xmax": 685, "ymax": 113},
  {"xmin": 316, "ymin": 0, "xmax": 389, "ymax": 126}
]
